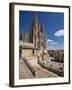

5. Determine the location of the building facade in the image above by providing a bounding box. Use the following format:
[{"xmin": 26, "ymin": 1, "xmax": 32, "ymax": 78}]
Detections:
[
  {"xmin": 19, "ymin": 14, "xmax": 49, "ymax": 63},
  {"xmin": 20, "ymin": 14, "xmax": 46, "ymax": 49}
]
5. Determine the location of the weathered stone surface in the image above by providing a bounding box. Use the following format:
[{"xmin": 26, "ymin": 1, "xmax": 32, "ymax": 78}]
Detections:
[
  {"xmin": 19, "ymin": 59, "xmax": 58, "ymax": 79},
  {"xmin": 19, "ymin": 60, "xmax": 35, "ymax": 79}
]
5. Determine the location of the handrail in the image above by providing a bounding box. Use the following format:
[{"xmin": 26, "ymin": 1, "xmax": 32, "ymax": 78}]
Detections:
[{"xmin": 22, "ymin": 57, "xmax": 36, "ymax": 76}]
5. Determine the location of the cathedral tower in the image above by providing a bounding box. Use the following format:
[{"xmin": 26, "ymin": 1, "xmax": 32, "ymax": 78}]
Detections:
[
  {"xmin": 29, "ymin": 14, "xmax": 40, "ymax": 48},
  {"xmin": 40, "ymin": 24, "xmax": 46, "ymax": 49},
  {"xmin": 29, "ymin": 14, "xmax": 46, "ymax": 49}
]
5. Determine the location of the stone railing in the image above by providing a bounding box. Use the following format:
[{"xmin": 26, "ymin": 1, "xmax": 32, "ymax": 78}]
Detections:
[
  {"xmin": 22, "ymin": 57, "xmax": 36, "ymax": 76},
  {"xmin": 38, "ymin": 59, "xmax": 64, "ymax": 77}
]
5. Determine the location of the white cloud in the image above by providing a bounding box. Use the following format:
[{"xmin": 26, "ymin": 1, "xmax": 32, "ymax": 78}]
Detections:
[
  {"xmin": 54, "ymin": 29, "xmax": 64, "ymax": 37},
  {"xmin": 46, "ymin": 39, "xmax": 58, "ymax": 45},
  {"xmin": 46, "ymin": 39, "xmax": 53, "ymax": 43},
  {"xmin": 50, "ymin": 41, "xmax": 58, "ymax": 45}
]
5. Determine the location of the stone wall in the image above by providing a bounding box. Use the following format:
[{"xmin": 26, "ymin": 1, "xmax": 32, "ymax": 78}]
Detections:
[
  {"xmin": 21, "ymin": 48, "xmax": 49, "ymax": 64},
  {"xmin": 21, "ymin": 48, "xmax": 40, "ymax": 58},
  {"xmin": 21, "ymin": 49, "xmax": 33, "ymax": 57}
]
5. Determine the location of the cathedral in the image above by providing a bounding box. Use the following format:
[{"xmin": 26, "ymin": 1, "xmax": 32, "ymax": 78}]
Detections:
[
  {"xmin": 20, "ymin": 14, "xmax": 46, "ymax": 49},
  {"xmin": 19, "ymin": 14, "xmax": 49, "ymax": 63},
  {"xmin": 19, "ymin": 14, "xmax": 64, "ymax": 79}
]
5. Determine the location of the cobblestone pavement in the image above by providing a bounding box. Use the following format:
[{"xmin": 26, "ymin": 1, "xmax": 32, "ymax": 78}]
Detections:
[{"xmin": 19, "ymin": 60, "xmax": 58, "ymax": 79}]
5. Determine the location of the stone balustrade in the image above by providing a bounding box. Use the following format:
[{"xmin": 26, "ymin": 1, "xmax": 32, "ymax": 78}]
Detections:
[
  {"xmin": 38, "ymin": 59, "xmax": 64, "ymax": 77},
  {"xmin": 22, "ymin": 57, "xmax": 36, "ymax": 76}
]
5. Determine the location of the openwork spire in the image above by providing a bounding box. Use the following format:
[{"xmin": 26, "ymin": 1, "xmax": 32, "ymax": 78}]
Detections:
[
  {"xmin": 34, "ymin": 13, "xmax": 38, "ymax": 24},
  {"xmin": 40, "ymin": 24, "xmax": 46, "ymax": 49}
]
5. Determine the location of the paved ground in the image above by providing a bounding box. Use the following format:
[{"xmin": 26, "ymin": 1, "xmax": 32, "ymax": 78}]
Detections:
[
  {"xmin": 19, "ymin": 60, "xmax": 34, "ymax": 79},
  {"xmin": 19, "ymin": 60, "xmax": 58, "ymax": 79},
  {"xmin": 33, "ymin": 64, "xmax": 58, "ymax": 78}
]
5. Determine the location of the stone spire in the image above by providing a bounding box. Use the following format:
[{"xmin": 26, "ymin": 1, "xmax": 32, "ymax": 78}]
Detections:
[
  {"xmin": 34, "ymin": 13, "xmax": 38, "ymax": 25},
  {"xmin": 40, "ymin": 24, "xmax": 46, "ymax": 49},
  {"xmin": 29, "ymin": 13, "xmax": 39, "ymax": 48}
]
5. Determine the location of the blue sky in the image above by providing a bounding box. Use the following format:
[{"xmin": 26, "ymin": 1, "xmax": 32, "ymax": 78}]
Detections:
[{"xmin": 19, "ymin": 11, "xmax": 64, "ymax": 50}]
